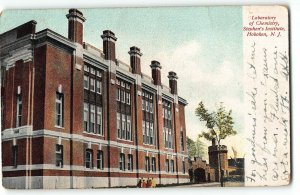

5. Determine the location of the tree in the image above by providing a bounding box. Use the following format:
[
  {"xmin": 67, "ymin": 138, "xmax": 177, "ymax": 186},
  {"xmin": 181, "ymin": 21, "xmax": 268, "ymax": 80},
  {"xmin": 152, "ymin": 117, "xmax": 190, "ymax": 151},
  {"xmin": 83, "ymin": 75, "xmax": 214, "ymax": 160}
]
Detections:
[
  {"xmin": 195, "ymin": 101, "xmax": 237, "ymax": 185},
  {"xmin": 195, "ymin": 101, "xmax": 237, "ymax": 146},
  {"xmin": 186, "ymin": 136, "xmax": 206, "ymax": 158}
]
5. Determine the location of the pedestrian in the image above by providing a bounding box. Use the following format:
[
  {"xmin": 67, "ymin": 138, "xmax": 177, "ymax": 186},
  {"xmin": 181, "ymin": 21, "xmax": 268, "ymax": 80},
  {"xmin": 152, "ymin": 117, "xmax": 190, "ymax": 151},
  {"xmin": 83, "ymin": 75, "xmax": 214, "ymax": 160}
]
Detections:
[
  {"xmin": 142, "ymin": 179, "xmax": 147, "ymax": 188},
  {"xmin": 151, "ymin": 178, "xmax": 156, "ymax": 188},
  {"xmin": 137, "ymin": 178, "xmax": 142, "ymax": 188},
  {"xmin": 146, "ymin": 178, "xmax": 152, "ymax": 188}
]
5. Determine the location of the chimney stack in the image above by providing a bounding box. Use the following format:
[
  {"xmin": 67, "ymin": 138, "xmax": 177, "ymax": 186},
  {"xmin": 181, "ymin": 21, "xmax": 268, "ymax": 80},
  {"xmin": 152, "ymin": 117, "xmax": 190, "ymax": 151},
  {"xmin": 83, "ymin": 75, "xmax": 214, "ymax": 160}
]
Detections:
[
  {"xmin": 66, "ymin": 9, "xmax": 86, "ymax": 44},
  {"xmin": 101, "ymin": 30, "xmax": 117, "ymax": 61},
  {"xmin": 150, "ymin": 61, "xmax": 162, "ymax": 85},
  {"xmin": 128, "ymin": 46, "xmax": 142, "ymax": 74},
  {"xmin": 168, "ymin": 71, "xmax": 178, "ymax": 95},
  {"xmin": 212, "ymin": 138, "xmax": 216, "ymax": 146}
]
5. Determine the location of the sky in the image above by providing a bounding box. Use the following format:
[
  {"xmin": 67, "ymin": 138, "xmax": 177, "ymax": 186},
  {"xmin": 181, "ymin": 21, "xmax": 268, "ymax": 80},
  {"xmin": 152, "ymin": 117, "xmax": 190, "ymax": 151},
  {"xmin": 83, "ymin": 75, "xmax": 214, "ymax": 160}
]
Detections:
[{"xmin": 0, "ymin": 7, "xmax": 244, "ymax": 159}]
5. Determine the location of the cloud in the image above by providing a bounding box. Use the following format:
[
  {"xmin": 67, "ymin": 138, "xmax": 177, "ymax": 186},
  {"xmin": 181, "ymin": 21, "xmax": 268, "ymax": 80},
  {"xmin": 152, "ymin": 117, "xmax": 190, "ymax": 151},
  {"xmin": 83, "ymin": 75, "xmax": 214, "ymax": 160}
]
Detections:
[{"xmin": 144, "ymin": 40, "xmax": 245, "ymax": 161}]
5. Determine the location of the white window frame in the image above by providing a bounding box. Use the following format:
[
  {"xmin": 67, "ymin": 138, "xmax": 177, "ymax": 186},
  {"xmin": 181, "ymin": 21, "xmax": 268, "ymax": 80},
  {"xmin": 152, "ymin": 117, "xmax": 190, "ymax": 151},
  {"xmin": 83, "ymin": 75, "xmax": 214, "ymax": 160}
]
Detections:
[
  {"xmin": 16, "ymin": 95, "xmax": 22, "ymax": 127},
  {"xmin": 117, "ymin": 113, "xmax": 121, "ymax": 138},
  {"xmin": 128, "ymin": 154, "xmax": 133, "ymax": 171},
  {"xmin": 152, "ymin": 157, "xmax": 156, "ymax": 172},
  {"xmin": 90, "ymin": 105, "xmax": 95, "ymax": 133},
  {"xmin": 90, "ymin": 78, "xmax": 95, "ymax": 92},
  {"xmin": 84, "ymin": 102, "xmax": 89, "ymax": 132},
  {"xmin": 142, "ymin": 121, "xmax": 146, "ymax": 143},
  {"xmin": 55, "ymin": 92, "xmax": 63, "ymax": 127},
  {"xmin": 126, "ymin": 116, "xmax": 131, "ymax": 140},
  {"xmin": 55, "ymin": 144, "xmax": 63, "ymax": 168},
  {"xmin": 90, "ymin": 67, "xmax": 95, "ymax": 75},
  {"xmin": 96, "ymin": 106, "xmax": 103, "ymax": 135},
  {"xmin": 85, "ymin": 149, "xmax": 93, "ymax": 169},
  {"xmin": 170, "ymin": 160, "xmax": 174, "ymax": 173},
  {"xmin": 119, "ymin": 153, "xmax": 125, "ymax": 171},
  {"xmin": 145, "ymin": 156, "xmax": 150, "ymax": 172},
  {"xmin": 97, "ymin": 150, "xmax": 104, "ymax": 170},
  {"xmin": 96, "ymin": 70, "xmax": 102, "ymax": 77},
  {"xmin": 84, "ymin": 75, "xmax": 89, "ymax": 90},
  {"xmin": 126, "ymin": 92, "xmax": 130, "ymax": 105},
  {"xmin": 84, "ymin": 65, "xmax": 89, "ymax": 72},
  {"xmin": 121, "ymin": 91, "xmax": 126, "ymax": 103},
  {"xmin": 122, "ymin": 115, "xmax": 126, "ymax": 139},
  {"xmin": 96, "ymin": 80, "xmax": 101, "ymax": 94},
  {"xmin": 117, "ymin": 88, "xmax": 121, "ymax": 101}
]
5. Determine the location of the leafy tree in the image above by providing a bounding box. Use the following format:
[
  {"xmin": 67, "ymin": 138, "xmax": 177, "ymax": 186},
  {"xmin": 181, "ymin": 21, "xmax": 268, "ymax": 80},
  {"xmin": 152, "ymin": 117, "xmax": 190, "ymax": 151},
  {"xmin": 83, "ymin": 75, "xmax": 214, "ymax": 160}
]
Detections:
[
  {"xmin": 195, "ymin": 101, "xmax": 237, "ymax": 184},
  {"xmin": 195, "ymin": 101, "xmax": 237, "ymax": 147},
  {"xmin": 186, "ymin": 136, "xmax": 206, "ymax": 158}
]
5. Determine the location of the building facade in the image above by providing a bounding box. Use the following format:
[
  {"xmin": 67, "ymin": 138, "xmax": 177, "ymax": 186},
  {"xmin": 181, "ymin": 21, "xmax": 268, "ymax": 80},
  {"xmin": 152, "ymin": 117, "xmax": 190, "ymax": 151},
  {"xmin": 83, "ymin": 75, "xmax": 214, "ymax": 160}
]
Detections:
[{"xmin": 0, "ymin": 9, "xmax": 189, "ymax": 189}]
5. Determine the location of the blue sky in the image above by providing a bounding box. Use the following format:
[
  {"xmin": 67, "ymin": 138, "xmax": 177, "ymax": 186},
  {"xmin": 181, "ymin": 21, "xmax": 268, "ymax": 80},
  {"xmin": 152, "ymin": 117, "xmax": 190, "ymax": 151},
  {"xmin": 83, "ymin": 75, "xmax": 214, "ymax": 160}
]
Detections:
[{"xmin": 0, "ymin": 7, "xmax": 244, "ymax": 158}]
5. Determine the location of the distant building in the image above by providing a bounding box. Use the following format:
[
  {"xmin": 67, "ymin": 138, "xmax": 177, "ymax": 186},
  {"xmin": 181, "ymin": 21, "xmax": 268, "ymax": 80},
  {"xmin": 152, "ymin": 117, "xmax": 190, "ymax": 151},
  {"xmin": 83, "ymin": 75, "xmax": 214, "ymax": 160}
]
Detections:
[
  {"xmin": 188, "ymin": 157, "xmax": 215, "ymax": 183},
  {"xmin": 208, "ymin": 138, "xmax": 229, "ymax": 181},
  {"xmin": 1, "ymin": 9, "xmax": 189, "ymax": 189},
  {"xmin": 188, "ymin": 139, "xmax": 244, "ymax": 183}
]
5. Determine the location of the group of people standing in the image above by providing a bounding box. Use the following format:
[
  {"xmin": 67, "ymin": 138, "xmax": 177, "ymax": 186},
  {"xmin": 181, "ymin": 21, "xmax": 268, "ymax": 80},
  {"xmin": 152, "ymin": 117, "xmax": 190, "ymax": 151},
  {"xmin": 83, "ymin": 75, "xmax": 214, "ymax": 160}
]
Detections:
[{"xmin": 137, "ymin": 178, "xmax": 156, "ymax": 188}]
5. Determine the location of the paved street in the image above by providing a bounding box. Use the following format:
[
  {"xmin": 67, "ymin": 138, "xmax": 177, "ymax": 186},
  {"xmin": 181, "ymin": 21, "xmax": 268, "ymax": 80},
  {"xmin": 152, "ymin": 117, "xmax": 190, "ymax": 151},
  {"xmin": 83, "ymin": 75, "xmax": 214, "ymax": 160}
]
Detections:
[
  {"xmin": 169, "ymin": 182, "xmax": 244, "ymax": 188},
  {"xmin": 171, "ymin": 182, "xmax": 221, "ymax": 188}
]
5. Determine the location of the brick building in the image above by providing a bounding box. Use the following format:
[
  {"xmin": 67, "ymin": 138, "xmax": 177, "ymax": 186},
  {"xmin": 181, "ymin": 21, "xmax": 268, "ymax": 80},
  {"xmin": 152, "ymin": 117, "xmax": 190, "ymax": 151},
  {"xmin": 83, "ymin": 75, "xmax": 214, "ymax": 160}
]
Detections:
[
  {"xmin": 0, "ymin": 9, "xmax": 189, "ymax": 189},
  {"xmin": 208, "ymin": 139, "xmax": 229, "ymax": 181}
]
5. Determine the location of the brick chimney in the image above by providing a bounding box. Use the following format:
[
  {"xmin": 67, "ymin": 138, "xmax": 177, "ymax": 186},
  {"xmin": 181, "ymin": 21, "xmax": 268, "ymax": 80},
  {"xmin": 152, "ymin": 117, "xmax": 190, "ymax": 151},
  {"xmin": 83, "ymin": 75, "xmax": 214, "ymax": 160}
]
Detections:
[
  {"xmin": 101, "ymin": 30, "xmax": 117, "ymax": 61},
  {"xmin": 150, "ymin": 61, "xmax": 162, "ymax": 85},
  {"xmin": 66, "ymin": 9, "xmax": 86, "ymax": 44},
  {"xmin": 168, "ymin": 71, "xmax": 178, "ymax": 95},
  {"xmin": 212, "ymin": 138, "xmax": 216, "ymax": 146},
  {"xmin": 128, "ymin": 46, "xmax": 142, "ymax": 74}
]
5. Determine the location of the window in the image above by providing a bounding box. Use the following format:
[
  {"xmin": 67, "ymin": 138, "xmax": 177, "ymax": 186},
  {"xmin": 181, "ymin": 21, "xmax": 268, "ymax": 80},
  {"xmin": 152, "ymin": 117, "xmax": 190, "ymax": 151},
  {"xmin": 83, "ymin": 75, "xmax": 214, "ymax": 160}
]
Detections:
[
  {"xmin": 90, "ymin": 105, "xmax": 95, "ymax": 133},
  {"xmin": 165, "ymin": 159, "xmax": 169, "ymax": 173},
  {"xmin": 150, "ymin": 123, "xmax": 154, "ymax": 145},
  {"xmin": 142, "ymin": 121, "xmax": 146, "ymax": 143},
  {"xmin": 56, "ymin": 144, "xmax": 63, "ymax": 167},
  {"xmin": 96, "ymin": 80, "xmax": 102, "ymax": 94},
  {"xmin": 84, "ymin": 65, "xmax": 89, "ymax": 72},
  {"xmin": 119, "ymin": 153, "xmax": 125, "ymax": 171},
  {"xmin": 142, "ymin": 90, "xmax": 155, "ymax": 145},
  {"xmin": 116, "ymin": 78, "xmax": 132, "ymax": 141},
  {"xmin": 182, "ymin": 160, "xmax": 185, "ymax": 174},
  {"xmin": 170, "ymin": 160, "xmax": 174, "ymax": 173},
  {"xmin": 126, "ymin": 116, "xmax": 131, "ymax": 141},
  {"xmin": 121, "ymin": 91, "xmax": 125, "ymax": 103},
  {"xmin": 55, "ymin": 92, "xmax": 64, "ymax": 127},
  {"xmin": 122, "ymin": 115, "xmax": 126, "ymax": 139},
  {"xmin": 163, "ymin": 100, "xmax": 173, "ymax": 149},
  {"xmin": 90, "ymin": 67, "xmax": 95, "ymax": 75},
  {"xmin": 96, "ymin": 70, "xmax": 102, "ymax": 77},
  {"xmin": 85, "ymin": 149, "xmax": 93, "ymax": 169},
  {"xmin": 84, "ymin": 102, "xmax": 89, "ymax": 132},
  {"xmin": 117, "ymin": 113, "xmax": 121, "ymax": 138},
  {"xmin": 126, "ymin": 92, "xmax": 130, "ymax": 105},
  {"xmin": 97, "ymin": 150, "xmax": 104, "ymax": 170},
  {"xmin": 142, "ymin": 99, "xmax": 145, "ymax": 110},
  {"xmin": 180, "ymin": 130, "xmax": 184, "ymax": 151},
  {"xmin": 90, "ymin": 78, "xmax": 95, "ymax": 92},
  {"xmin": 128, "ymin": 154, "xmax": 133, "ymax": 171},
  {"xmin": 116, "ymin": 88, "xmax": 121, "ymax": 101},
  {"xmin": 96, "ymin": 106, "xmax": 103, "ymax": 135},
  {"xmin": 145, "ymin": 156, "xmax": 150, "ymax": 172},
  {"xmin": 84, "ymin": 75, "xmax": 89, "ymax": 89},
  {"xmin": 152, "ymin": 157, "xmax": 156, "ymax": 172},
  {"xmin": 84, "ymin": 65, "xmax": 104, "ymax": 135},
  {"xmin": 16, "ymin": 95, "xmax": 22, "ymax": 127},
  {"xmin": 12, "ymin": 145, "xmax": 18, "ymax": 168}
]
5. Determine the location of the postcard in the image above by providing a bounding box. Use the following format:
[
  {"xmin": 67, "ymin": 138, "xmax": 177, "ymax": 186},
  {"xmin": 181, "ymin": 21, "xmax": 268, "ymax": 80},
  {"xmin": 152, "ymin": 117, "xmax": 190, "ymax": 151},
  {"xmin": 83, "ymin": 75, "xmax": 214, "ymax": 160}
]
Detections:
[{"xmin": 0, "ymin": 5, "xmax": 290, "ymax": 188}]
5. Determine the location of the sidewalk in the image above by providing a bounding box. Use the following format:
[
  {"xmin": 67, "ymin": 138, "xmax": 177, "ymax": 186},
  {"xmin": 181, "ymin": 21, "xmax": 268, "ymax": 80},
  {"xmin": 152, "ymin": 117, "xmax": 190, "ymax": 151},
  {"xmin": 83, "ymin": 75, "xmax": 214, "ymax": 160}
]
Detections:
[{"xmin": 171, "ymin": 182, "xmax": 221, "ymax": 188}]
